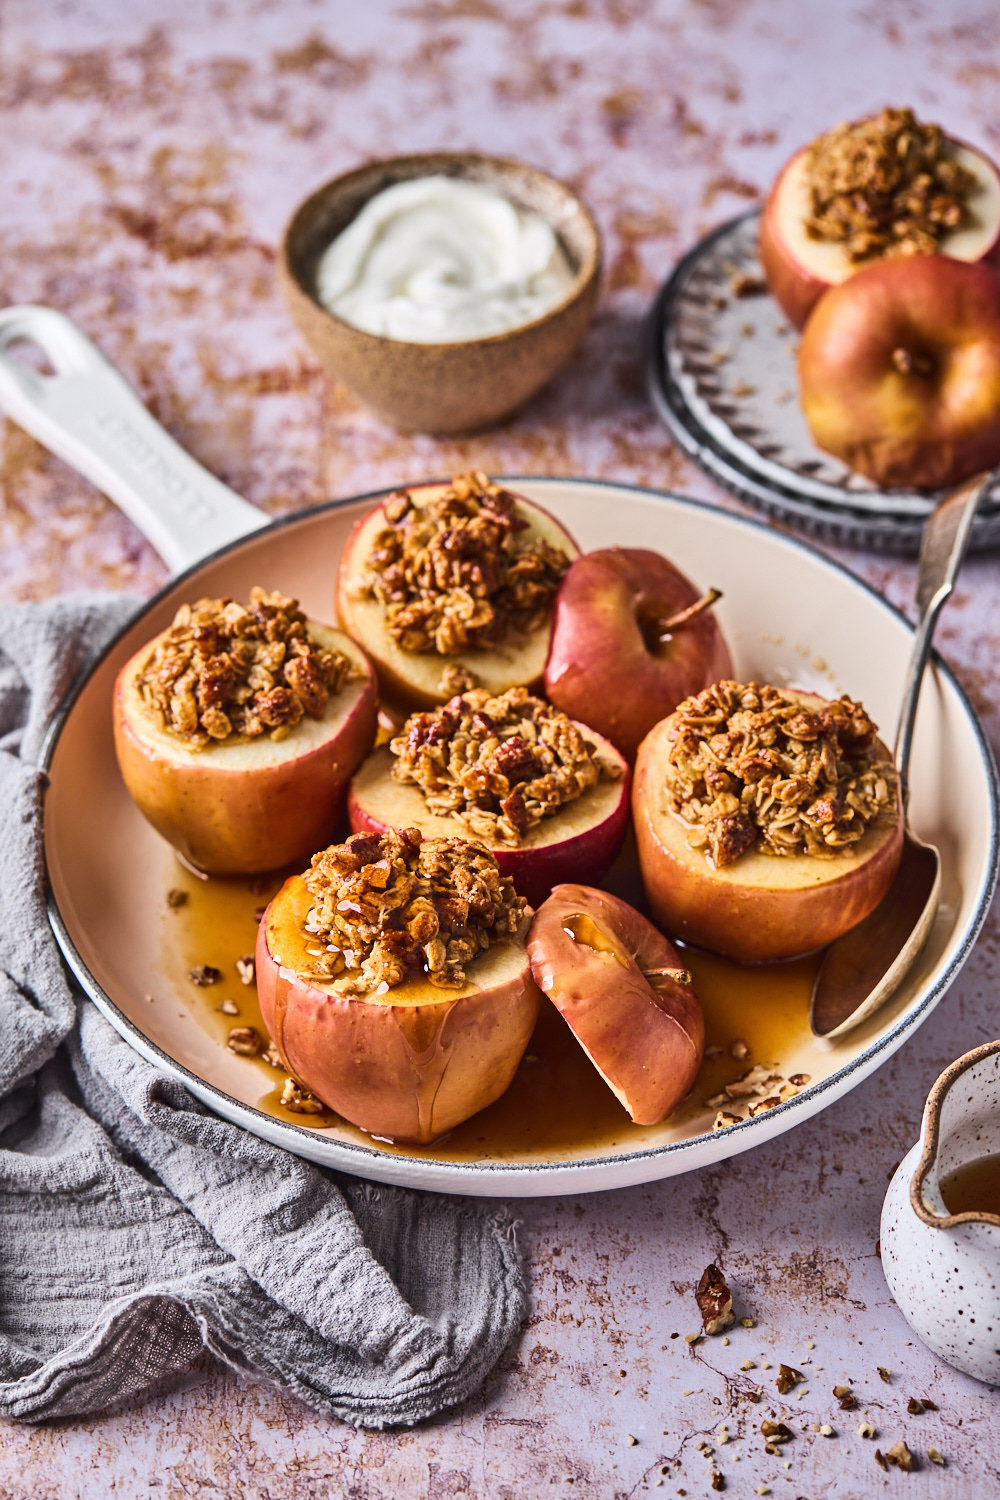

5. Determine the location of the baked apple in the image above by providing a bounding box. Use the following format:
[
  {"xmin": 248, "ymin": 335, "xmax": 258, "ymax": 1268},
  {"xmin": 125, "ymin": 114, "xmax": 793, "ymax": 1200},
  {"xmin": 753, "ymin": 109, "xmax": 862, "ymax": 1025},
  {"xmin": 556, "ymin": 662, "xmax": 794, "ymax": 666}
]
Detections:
[
  {"xmin": 256, "ymin": 827, "xmax": 540, "ymax": 1143},
  {"xmin": 760, "ymin": 106, "xmax": 1000, "ymax": 329},
  {"xmin": 114, "ymin": 588, "xmax": 377, "ymax": 875},
  {"xmin": 633, "ymin": 681, "xmax": 903, "ymax": 962},
  {"xmin": 336, "ymin": 470, "xmax": 579, "ymax": 710},
  {"xmin": 798, "ymin": 254, "xmax": 1000, "ymax": 489},
  {"xmin": 527, "ymin": 884, "xmax": 704, "ymax": 1125},
  {"xmin": 347, "ymin": 687, "xmax": 630, "ymax": 908},
  {"xmin": 544, "ymin": 547, "xmax": 732, "ymax": 763}
]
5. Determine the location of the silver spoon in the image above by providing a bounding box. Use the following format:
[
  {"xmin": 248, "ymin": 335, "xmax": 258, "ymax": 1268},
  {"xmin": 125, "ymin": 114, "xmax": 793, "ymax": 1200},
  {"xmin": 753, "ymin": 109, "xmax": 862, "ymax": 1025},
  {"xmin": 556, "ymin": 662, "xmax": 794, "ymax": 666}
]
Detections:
[{"xmin": 810, "ymin": 469, "xmax": 991, "ymax": 1040}]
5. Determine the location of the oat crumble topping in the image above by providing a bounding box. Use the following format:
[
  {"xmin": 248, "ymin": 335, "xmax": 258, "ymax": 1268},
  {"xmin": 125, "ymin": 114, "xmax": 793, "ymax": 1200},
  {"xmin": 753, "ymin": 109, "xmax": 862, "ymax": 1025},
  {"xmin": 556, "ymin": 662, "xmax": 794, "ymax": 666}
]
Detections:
[
  {"xmin": 664, "ymin": 681, "xmax": 896, "ymax": 868},
  {"xmin": 805, "ymin": 106, "xmax": 977, "ymax": 263},
  {"xmin": 358, "ymin": 470, "xmax": 571, "ymax": 656},
  {"xmin": 389, "ymin": 687, "xmax": 624, "ymax": 847},
  {"xmin": 300, "ymin": 828, "xmax": 527, "ymax": 993},
  {"xmin": 136, "ymin": 587, "xmax": 357, "ymax": 748}
]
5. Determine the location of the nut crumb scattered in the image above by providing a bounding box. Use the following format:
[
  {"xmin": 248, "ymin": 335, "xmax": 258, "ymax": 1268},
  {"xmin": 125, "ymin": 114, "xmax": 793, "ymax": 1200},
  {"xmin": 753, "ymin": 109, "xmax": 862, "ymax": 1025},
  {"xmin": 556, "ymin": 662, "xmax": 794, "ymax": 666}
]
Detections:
[
  {"xmin": 858, "ymin": 1421, "xmax": 877, "ymax": 1440},
  {"xmin": 280, "ymin": 1077, "xmax": 326, "ymax": 1115},
  {"xmin": 740, "ymin": 1317, "xmax": 755, "ymax": 1328},
  {"xmin": 877, "ymin": 1365, "xmax": 892, "ymax": 1383},
  {"xmin": 874, "ymin": 1448, "xmax": 889, "ymax": 1473},
  {"xmin": 730, "ymin": 272, "xmax": 766, "ymax": 297},
  {"xmin": 696, "ymin": 1264, "xmax": 737, "ymax": 1335},
  {"xmin": 928, "ymin": 1448, "xmax": 945, "ymax": 1466},
  {"xmin": 730, "ymin": 1039, "xmax": 749, "ymax": 1061},
  {"xmin": 189, "ymin": 965, "xmax": 222, "ymax": 986},
  {"xmin": 226, "ymin": 1026, "xmax": 263, "ymax": 1057},
  {"xmin": 235, "ymin": 955, "xmax": 255, "ymax": 986},
  {"xmin": 685, "ymin": 1332, "xmax": 704, "ymax": 1346},
  {"xmin": 907, "ymin": 1396, "xmax": 924, "ymax": 1414},
  {"xmin": 166, "ymin": 888, "xmax": 188, "ymax": 909},
  {"xmin": 839, "ymin": 1393, "xmax": 857, "ymax": 1410},
  {"xmin": 820, "ymin": 1424, "xmax": 834, "ymax": 1437},
  {"xmin": 833, "ymin": 1383, "xmax": 851, "ymax": 1398},
  {"xmin": 885, "ymin": 1440, "xmax": 916, "ymax": 1471},
  {"xmin": 218, "ymin": 999, "xmax": 240, "ymax": 1016},
  {"xmin": 262, "ymin": 1044, "xmax": 283, "ymax": 1069},
  {"xmin": 721, "ymin": 1336, "xmax": 730, "ymax": 1347},
  {"xmin": 741, "ymin": 1360, "xmax": 755, "ymax": 1371},
  {"xmin": 710, "ymin": 1473, "xmax": 725, "ymax": 1492},
  {"xmin": 775, "ymin": 1364, "xmax": 803, "ymax": 1394},
  {"xmin": 705, "ymin": 1044, "xmax": 724, "ymax": 1059},
  {"xmin": 921, "ymin": 1397, "xmax": 938, "ymax": 1411}
]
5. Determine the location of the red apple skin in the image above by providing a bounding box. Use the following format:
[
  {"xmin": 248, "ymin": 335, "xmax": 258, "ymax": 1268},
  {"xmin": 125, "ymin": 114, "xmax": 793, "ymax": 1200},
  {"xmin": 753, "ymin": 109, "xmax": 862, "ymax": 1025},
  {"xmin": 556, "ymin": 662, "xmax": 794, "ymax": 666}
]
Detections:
[
  {"xmin": 527, "ymin": 884, "xmax": 704, "ymax": 1125},
  {"xmin": 544, "ymin": 549, "xmax": 733, "ymax": 765},
  {"xmin": 256, "ymin": 874, "xmax": 540, "ymax": 1143},
  {"xmin": 114, "ymin": 627, "xmax": 378, "ymax": 875},
  {"xmin": 799, "ymin": 256, "xmax": 1000, "ymax": 489},
  {"xmin": 761, "ymin": 138, "xmax": 1000, "ymax": 330},
  {"xmin": 336, "ymin": 483, "xmax": 580, "ymax": 713},
  {"xmin": 633, "ymin": 711, "xmax": 904, "ymax": 963},
  {"xmin": 346, "ymin": 730, "xmax": 631, "ymax": 909}
]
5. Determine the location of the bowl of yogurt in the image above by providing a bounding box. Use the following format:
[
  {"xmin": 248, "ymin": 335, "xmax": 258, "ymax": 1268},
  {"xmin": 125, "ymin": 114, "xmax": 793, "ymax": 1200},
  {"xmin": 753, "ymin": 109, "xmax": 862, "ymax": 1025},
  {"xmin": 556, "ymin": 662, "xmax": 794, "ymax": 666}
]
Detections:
[{"xmin": 281, "ymin": 153, "xmax": 601, "ymax": 434}]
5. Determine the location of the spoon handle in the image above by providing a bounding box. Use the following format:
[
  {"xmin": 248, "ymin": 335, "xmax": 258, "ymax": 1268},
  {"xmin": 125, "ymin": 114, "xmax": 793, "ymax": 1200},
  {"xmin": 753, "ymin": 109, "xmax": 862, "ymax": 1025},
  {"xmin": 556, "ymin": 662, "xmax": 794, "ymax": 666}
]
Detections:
[{"xmin": 894, "ymin": 471, "xmax": 991, "ymax": 788}]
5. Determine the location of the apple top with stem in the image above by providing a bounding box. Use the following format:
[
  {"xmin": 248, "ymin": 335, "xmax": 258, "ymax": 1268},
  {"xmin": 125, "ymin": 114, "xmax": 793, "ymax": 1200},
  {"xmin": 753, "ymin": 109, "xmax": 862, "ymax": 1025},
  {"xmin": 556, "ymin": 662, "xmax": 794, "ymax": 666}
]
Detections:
[{"xmin": 544, "ymin": 547, "xmax": 733, "ymax": 764}]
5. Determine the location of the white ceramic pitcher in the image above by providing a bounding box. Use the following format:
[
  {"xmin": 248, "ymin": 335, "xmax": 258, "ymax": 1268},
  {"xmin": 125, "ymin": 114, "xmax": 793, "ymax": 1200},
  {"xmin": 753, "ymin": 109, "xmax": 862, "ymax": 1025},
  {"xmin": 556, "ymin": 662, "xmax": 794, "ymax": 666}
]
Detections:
[{"xmin": 882, "ymin": 1039, "xmax": 1000, "ymax": 1383}]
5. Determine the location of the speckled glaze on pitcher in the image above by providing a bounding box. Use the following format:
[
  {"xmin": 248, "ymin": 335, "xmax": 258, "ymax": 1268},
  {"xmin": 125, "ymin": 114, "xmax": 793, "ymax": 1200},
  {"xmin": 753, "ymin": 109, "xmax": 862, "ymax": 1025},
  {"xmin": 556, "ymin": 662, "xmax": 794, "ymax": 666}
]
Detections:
[{"xmin": 882, "ymin": 1040, "xmax": 1000, "ymax": 1383}]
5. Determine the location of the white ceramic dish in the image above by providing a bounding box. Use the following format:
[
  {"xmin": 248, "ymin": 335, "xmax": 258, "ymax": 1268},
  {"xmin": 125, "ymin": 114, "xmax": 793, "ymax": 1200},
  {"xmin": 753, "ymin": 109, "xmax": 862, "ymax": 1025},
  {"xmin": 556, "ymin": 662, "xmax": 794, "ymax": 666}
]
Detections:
[{"xmin": 2, "ymin": 307, "xmax": 996, "ymax": 1198}]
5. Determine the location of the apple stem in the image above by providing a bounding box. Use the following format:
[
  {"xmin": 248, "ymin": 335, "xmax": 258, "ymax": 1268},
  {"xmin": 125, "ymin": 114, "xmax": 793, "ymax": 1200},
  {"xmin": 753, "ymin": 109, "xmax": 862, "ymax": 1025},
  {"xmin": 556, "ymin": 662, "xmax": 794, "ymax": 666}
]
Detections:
[
  {"xmin": 642, "ymin": 965, "xmax": 693, "ymax": 986},
  {"xmin": 658, "ymin": 588, "xmax": 722, "ymax": 639}
]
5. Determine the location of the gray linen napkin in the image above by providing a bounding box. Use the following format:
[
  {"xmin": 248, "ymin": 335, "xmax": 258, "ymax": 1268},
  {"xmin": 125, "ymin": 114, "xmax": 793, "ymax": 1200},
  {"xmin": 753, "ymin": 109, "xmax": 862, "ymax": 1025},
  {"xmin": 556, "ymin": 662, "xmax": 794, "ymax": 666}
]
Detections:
[{"xmin": 0, "ymin": 593, "xmax": 525, "ymax": 1426}]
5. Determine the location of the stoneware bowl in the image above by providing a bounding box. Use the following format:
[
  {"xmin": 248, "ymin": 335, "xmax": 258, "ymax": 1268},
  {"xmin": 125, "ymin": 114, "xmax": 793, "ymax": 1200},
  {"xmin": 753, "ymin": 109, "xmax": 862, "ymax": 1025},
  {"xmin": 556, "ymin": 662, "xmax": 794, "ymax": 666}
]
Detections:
[
  {"xmin": 882, "ymin": 1039, "xmax": 1000, "ymax": 1383},
  {"xmin": 280, "ymin": 152, "xmax": 601, "ymax": 434}
]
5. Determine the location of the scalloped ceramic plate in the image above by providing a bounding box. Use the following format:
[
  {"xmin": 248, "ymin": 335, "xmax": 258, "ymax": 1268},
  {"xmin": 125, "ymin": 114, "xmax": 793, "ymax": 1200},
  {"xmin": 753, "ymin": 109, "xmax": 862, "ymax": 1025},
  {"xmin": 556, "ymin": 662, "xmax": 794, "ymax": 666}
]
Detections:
[
  {"xmin": 43, "ymin": 478, "xmax": 999, "ymax": 1196},
  {"xmin": 644, "ymin": 210, "xmax": 1000, "ymax": 554}
]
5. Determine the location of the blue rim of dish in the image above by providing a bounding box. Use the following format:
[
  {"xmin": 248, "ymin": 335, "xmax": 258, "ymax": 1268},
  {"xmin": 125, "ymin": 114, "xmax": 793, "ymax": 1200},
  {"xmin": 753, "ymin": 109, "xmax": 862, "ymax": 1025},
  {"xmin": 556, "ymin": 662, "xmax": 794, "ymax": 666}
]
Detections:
[
  {"xmin": 643, "ymin": 210, "xmax": 1000, "ymax": 556},
  {"xmin": 41, "ymin": 478, "xmax": 1000, "ymax": 1183}
]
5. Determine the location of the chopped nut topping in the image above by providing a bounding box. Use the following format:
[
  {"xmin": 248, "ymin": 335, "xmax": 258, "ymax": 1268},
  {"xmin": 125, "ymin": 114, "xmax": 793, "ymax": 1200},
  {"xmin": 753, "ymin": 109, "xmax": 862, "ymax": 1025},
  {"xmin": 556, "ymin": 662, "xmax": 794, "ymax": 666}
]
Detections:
[
  {"xmin": 928, "ymin": 1447, "xmax": 945, "ymax": 1466},
  {"xmin": 390, "ymin": 687, "xmax": 623, "ymax": 847},
  {"xmin": 839, "ymin": 1393, "xmax": 857, "ymax": 1410},
  {"xmin": 833, "ymin": 1383, "xmax": 852, "ymax": 1398},
  {"xmin": 664, "ymin": 681, "xmax": 895, "ymax": 867},
  {"xmin": 136, "ymin": 587, "xmax": 357, "ymax": 748},
  {"xmin": 358, "ymin": 471, "xmax": 571, "ymax": 656},
  {"xmin": 166, "ymin": 888, "xmax": 188, "ymax": 909},
  {"xmin": 877, "ymin": 1365, "xmax": 892, "ymax": 1383},
  {"xmin": 262, "ymin": 1043, "xmax": 283, "ymax": 1069},
  {"xmin": 280, "ymin": 1077, "xmax": 326, "ymax": 1115},
  {"xmin": 697, "ymin": 1264, "xmax": 737, "ymax": 1335},
  {"xmin": 761, "ymin": 1420, "xmax": 793, "ymax": 1445},
  {"xmin": 218, "ymin": 999, "xmax": 240, "ymax": 1016},
  {"xmin": 189, "ymin": 965, "xmax": 222, "ymax": 987},
  {"xmin": 858, "ymin": 1421, "xmax": 877, "ymax": 1439},
  {"xmin": 805, "ymin": 107, "xmax": 977, "ymax": 264},
  {"xmin": 874, "ymin": 1448, "xmax": 889, "ymax": 1472},
  {"xmin": 227, "ymin": 1026, "xmax": 263, "ymax": 1056},
  {"xmin": 907, "ymin": 1396, "xmax": 924, "ymax": 1414},
  {"xmin": 235, "ymin": 955, "xmax": 255, "ymax": 986},
  {"xmin": 710, "ymin": 1473, "xmax": 725, "ymax": 1492},
  {"xmin": 300, "ymin": 828, "xmax": 527, "ymax": 994}
]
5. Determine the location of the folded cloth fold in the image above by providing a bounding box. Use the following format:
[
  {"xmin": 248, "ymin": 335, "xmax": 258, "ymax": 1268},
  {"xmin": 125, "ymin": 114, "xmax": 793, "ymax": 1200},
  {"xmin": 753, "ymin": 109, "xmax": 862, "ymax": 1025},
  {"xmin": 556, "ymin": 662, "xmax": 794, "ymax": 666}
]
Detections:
[{"xmin": 0, "ymin": 593, "xmax": 525, "ymax": 1426}]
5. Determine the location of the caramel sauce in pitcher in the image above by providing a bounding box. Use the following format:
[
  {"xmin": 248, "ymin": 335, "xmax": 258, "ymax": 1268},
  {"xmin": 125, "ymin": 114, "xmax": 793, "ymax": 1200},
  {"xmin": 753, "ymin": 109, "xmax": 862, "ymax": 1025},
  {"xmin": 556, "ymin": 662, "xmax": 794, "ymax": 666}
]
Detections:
[
  {"xmin": 940, "ymin": 1154, "xmax": 1000, "ymax": 1218},
  {"xmin": 163, "ymin": 860, "xmax": 819, "ymax": 1160}
]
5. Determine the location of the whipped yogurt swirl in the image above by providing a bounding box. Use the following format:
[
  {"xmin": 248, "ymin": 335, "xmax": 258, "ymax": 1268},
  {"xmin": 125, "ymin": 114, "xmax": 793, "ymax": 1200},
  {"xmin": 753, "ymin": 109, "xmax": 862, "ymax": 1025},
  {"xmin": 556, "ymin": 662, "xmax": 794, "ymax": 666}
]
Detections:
[{"xmin": 315, "ymin": 175, "xmax": 576, "ymax": 343}]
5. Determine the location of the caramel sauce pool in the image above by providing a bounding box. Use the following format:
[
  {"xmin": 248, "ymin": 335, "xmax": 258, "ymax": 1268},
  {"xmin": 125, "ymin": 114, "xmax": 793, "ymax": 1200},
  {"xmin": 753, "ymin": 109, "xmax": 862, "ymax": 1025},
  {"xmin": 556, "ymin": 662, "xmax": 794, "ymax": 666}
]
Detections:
[
  {"xmin": 164, "ymin": 862, "xmax": 819, "ymax": 1161},
  {"xmin": 940, "ymin": 1153, "xmax": 1000, "ymax": 1219}
]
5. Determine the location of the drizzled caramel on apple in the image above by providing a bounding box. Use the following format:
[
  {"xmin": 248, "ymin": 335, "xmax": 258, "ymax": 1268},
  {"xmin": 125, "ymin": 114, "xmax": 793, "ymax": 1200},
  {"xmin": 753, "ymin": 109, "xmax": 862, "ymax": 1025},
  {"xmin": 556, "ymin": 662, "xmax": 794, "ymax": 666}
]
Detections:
[{"xmin": 563, "ymin": 911, "xmax": 692, "ymax": 987}]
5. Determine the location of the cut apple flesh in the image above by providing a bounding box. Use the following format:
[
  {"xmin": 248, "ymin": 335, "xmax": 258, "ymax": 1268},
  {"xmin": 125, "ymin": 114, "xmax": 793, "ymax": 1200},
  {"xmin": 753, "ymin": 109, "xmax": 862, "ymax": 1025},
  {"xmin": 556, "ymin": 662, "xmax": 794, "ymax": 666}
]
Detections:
[
  {"xmin": 760, "ymin": 139, "xmax": 1000, "ymax": 329},
  {"xmin": 114, "ymin": 624, "xmax": 377, "ymax": 875},
  {"xmin": 336, "ymin": 484, "xmax": 579, "ymax": 711},
  {"xmin": 527, "ymin": 883, "xmax": 705, "ymax": 1125},
  {"xmin": 256, "ymin": 873, "xmax": 540, "ymax": 1143},
  {"xmin": 347, "ymin": 736, "xmax": 631, "ymax": 909},
  {"xmin": 633, "ymin": 714, "xmax": 904, "ymax": 963}
]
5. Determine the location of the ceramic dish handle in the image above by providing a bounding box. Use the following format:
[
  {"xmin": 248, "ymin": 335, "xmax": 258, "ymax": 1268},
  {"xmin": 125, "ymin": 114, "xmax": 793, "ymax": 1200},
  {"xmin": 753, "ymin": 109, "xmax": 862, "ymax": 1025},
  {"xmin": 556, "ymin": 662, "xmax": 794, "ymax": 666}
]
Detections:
[{"xmin": 0, "ymin": 305, "xmax": 269, "ymax": 573}]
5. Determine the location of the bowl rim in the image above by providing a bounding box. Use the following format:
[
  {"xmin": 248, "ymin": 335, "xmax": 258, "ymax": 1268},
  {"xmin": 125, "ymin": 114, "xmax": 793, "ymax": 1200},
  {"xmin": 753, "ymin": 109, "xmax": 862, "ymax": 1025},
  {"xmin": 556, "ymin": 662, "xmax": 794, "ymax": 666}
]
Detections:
[{"xmin": 280, "ymin": 150, "xmax": 603, "ymax": 352}]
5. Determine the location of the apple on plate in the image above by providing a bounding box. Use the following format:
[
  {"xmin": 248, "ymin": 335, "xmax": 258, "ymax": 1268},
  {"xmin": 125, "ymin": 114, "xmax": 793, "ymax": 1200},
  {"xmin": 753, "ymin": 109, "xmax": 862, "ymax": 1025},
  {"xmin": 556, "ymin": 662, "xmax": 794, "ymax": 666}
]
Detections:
[
  {"xmin": 544, "ymin": 548, "xmax": 733, "ymax": 764},
  {"xmin": 760, "ymin": 133, "xmax": 1000, "ymax": 330},
  {"xmin": 632, "ymin": 702, "xmax": 903, "ymax": 963},
  {"xmin": 336, "ymin": 481, "xmax": 579, "ymax": 711},
  {"xmin": 347, "ymin": 728, "xmax": 631, "ymax": 910},
  {"xmin": 256, "ymin": 870, "xmax": 540, "ymax": 1144},
  {"xmin": 527, "ymin": 884, "xmax": 704, "ymax": 1125},
  {"xmin": 798, "ymin": 255, "xmax": 1000, "ymax": 489},
  {"xmin": 114, "ymin": 623, "xmax": 377, "ymax": 875}
]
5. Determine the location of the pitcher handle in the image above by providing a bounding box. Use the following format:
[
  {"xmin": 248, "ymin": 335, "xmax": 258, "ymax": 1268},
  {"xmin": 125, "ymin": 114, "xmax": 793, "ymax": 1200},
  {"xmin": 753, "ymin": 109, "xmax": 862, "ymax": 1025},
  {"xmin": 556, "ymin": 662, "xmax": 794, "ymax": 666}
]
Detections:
[{"xmin": 0, "ymin": 305, "xmax": 269, "ymax": 573}]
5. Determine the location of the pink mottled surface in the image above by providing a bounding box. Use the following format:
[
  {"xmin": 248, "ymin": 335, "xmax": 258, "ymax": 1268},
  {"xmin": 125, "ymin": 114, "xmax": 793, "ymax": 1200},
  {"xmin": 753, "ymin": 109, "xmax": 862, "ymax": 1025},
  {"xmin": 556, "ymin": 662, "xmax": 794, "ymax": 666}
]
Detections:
[{"xmin": 2, "ymin": 2, "xmax": 1000, "ymax": 1496}]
